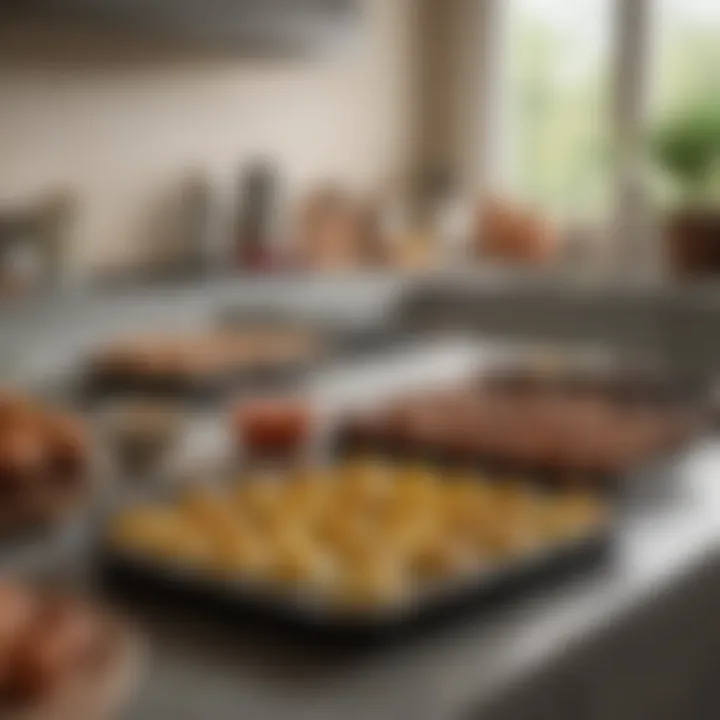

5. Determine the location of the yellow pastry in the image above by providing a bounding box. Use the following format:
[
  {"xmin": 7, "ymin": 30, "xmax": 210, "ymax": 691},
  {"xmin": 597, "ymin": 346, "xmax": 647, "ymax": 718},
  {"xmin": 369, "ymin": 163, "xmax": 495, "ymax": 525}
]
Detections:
[
  {"xmin": 109, "ymin": 461, "xmax": 606, "ymax": 601},
  {"xmin": 210, "ymin": 529, "xmax": 269, "ymax": 579},
  {"xmin": 111, "ymin": 506, "xmax": 211, "ymax": 565},
  {"xmin": 408, "ymin": 532, "xmax": 477, "ymax": 580},
  {"xmin": 335, "ymin": 553, "xmax": 408, "ymax": 608},
  {"xmin": 265, "ymin": 530, "xmax": 334, "ymax": 587},
  {"xmin": 233, "ymin": 479, "xmax": 285, "ymax": 526},
  {"xmin": 180, "ymin": 487, "xmax": 238, "ymax": 530}
]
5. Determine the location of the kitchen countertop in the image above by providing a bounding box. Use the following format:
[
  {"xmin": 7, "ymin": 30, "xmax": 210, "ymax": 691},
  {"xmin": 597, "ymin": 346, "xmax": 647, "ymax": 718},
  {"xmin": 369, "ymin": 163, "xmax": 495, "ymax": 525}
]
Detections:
[
  {"xmin": 6, "ymin": 269, "xmax": 720, "ymax": 390},
  {"xmin": 107, "ymin": 445, "xmax": 720, "ymax": 720},
  {"xmin": 8, "ymin": 341, "xmax": 720, "ymax": 720},
  {"xmin": 6, "ymin": 267, "xmax": 720, "ymax": 391}
]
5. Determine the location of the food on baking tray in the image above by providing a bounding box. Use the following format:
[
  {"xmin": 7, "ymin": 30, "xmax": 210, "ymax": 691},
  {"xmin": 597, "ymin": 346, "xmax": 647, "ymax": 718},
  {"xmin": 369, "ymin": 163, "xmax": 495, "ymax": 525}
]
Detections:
[
  {"xmin": 0, "ymin": 393, "xmax": 90, "ymax": 533},
  {"xmin": 0, "ymin": 581, "xmax": 136, "ymax": 715},
  {"xmin": 340, "ymin": 378, "xmax": 694, "ymax": 476},
  {"xmin": 108, "ymin": 460, "xmax": 607, "ymax": 610},
  {"xmin": 90, "ymin": 329, "xmax": 321, "ymax": 386}
]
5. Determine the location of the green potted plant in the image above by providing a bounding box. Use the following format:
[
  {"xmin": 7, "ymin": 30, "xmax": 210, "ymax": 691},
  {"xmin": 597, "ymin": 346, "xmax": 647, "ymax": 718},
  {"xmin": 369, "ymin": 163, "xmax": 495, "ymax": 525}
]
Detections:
[{"xmin": 650, "ymin": 96, "xmax": 720, "ymax": 276}]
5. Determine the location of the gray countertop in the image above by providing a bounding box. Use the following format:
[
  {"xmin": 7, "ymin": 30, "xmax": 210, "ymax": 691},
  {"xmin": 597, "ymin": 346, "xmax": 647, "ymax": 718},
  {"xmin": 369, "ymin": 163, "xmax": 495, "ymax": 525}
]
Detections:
[
  {"xmin": 4, "ymin": 270, "xmax": 720, "ymax": 390},
  {"xmin": 8, "ymin": 341, "xmax": 720, "ymax": 720},
  {"xmin": 116, "ymin": 346, "xmax": 720, "ymax": 719},
  {"xmin": 113, "ymin": 442, "xmax": 720, "ymax": 720}
]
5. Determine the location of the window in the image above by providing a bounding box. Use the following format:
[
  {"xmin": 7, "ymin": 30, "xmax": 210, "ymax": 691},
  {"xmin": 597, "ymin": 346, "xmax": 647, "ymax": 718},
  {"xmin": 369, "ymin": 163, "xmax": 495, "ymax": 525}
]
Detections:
[
  {"xmin": 650, "ymin": 0, "xmax": 720, "ymax": 204},
  {"xmin": 483, "ymin": 0, "xmax": 720, "ymax": 269},
  {"xmin": 504, "ymin": 0, "xmax": 612, "ymax": 221},
  {"xmin": 653, "ymin": 0, "xmax": 720, "ymax": 116}
]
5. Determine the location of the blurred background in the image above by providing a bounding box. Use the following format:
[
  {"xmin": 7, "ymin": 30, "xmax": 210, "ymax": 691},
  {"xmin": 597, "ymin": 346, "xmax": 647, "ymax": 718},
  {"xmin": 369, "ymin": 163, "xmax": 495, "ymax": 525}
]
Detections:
[
  {"xmin": 0, "ymin": 0, "xmax": 717, "ymax": 288},
  {"xmin": 0, "ymin": 2, "xmax": 719, "ymax": 719}
]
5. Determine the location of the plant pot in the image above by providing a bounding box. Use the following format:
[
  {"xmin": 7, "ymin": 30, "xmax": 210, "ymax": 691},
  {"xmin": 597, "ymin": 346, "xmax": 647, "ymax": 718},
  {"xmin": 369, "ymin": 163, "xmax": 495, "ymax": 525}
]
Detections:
[{"xmin": 666, "ymin": 208, "xmax": 720, "ymax": 278}]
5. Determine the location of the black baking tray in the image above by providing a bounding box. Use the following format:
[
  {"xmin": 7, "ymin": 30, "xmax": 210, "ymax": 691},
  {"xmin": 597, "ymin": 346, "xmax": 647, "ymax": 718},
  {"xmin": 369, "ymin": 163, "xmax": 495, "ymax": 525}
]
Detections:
[
  {"xmin": 479, "ymin": 365, "xmax": 706, "ymax": 407},
  {"xmin": 81, "ymin": 358, "xmax": 315, "ymax": 405},
  {"xmin": 98, "ymin": 495, "xmax": 612, "ymax": 637}
]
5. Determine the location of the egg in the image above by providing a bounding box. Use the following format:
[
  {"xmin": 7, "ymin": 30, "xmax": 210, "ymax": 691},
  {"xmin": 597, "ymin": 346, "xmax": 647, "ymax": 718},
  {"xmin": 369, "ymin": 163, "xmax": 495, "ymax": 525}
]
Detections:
[
  {"xmin": 0, "ymin": 583, "xmax": 37, "ymax": 687},
  {"xmin": 0, "ymin": 423, "xmax": 46, "ymax": 486},
  {"xmin": 44, "ymin": 413, "xmax": 88, "ymax": 478},
  {"xmin": 0, "ymin": 393, "xmax": 38, "ymax": 428},
  {"xmin": 6, "ymin": 597, "xmax": 102, "ymax": 701}
]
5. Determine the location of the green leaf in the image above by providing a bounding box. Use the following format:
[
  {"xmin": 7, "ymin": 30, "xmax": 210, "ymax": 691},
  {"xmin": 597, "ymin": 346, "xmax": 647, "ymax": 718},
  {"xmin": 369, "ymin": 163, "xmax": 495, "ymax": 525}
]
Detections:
[{"xmin": 650, "ymin": 95, "xmax": 720, "ymax": 199}]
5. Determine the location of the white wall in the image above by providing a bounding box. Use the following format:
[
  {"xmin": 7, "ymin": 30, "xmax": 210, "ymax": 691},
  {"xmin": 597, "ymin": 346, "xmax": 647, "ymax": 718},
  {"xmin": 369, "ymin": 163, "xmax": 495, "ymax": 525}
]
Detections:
[{"xmin": 0, "ymin": 0, "xmax": 416, "ymax": 275}]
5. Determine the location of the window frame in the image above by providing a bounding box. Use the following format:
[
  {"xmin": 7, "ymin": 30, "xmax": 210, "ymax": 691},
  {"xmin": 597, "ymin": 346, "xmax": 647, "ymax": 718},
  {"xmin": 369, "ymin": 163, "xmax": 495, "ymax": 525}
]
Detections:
[{"xmin": 472, "ymin": 0, "xmax": 658, "ymax": 274}]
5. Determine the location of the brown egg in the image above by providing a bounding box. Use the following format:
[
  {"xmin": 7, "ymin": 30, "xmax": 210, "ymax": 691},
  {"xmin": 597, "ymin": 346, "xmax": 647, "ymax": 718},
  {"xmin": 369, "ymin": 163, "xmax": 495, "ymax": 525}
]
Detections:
[
  {"xmin": 6, "ymin": 597, "xmax": 102, "ymax": 700},
  {"xmin": 44, "ymin": 413, "xmax": 88, "ymax": 479},
  {"xmin": 0, "ymin": 583, "xmax": 37, "ymax": 689},
  {"xmin": 0, "ymin": 423, "xmax": 47, "ymax": 487},
  {"xmin": 0, "ymin": 393, "xmax": 38, "ymax": 428}
]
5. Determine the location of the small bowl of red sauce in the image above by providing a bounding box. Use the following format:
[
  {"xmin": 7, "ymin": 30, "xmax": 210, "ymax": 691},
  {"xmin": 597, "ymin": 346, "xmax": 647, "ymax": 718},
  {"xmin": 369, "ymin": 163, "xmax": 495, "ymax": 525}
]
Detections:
[{"xmin": 232, "ymin": 397, "xmax": 314, "ymax": 461}]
